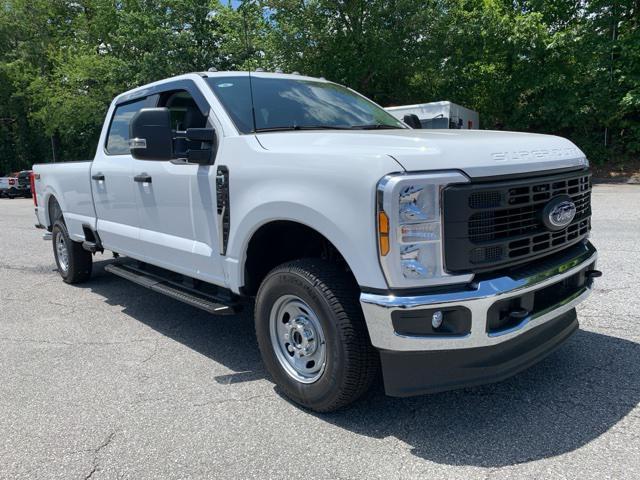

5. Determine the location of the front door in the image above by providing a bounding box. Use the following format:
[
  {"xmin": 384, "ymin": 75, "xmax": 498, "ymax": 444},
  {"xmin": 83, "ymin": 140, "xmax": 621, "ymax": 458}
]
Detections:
[{"xmin": 131, "ymin": 86, "xmax": 225, "ymax": 285}]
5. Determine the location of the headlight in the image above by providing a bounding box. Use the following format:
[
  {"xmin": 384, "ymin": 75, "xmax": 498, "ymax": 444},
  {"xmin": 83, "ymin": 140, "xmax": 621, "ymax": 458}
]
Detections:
[{"xmin": 377, "ymin": 171, "xmax": 474, "ymax": 288}]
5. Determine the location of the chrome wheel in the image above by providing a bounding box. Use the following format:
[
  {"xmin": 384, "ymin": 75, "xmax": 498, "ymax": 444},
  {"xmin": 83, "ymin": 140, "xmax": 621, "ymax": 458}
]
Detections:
[
  {"xmin": 269, "ymin": 295, "xmax": 327, "ymax": 384},
  {"xmin": 56, "ymin": 233, "xmax": 69, "ymax": 273}
]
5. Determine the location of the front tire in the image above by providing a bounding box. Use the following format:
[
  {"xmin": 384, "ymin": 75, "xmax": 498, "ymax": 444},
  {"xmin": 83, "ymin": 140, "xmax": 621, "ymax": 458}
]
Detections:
[
  {"xmin": 255, "ymin": 259, "xmax": 378, "ymax": 412},
  {"xmin": 52, "ymin": 220, "xmax": 92, "ymax": 284}
]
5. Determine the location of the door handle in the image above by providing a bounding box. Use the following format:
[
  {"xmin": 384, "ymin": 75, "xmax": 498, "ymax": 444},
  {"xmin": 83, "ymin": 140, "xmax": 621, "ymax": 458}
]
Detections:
[
  {"xmin": 134, "ymin": 174, "xmax": 152, "ymax": 183},
  {"xmin": 92, "ymin": 173, "xmax": 105, "ymax": 181}
]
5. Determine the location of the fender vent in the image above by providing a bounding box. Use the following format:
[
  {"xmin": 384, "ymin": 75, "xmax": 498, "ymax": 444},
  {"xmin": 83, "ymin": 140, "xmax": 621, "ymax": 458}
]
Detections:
[{"xmin": 216, "ymin": 165, "xmax": 230, "ymax": 255}]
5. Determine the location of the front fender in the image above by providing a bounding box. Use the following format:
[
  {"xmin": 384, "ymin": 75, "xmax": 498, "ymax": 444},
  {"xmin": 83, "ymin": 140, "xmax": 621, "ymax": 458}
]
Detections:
[
  {"xmin": 225, "ymin": 201, "xmax": 388, "ymax": 294},
  {"xmin": 219, "ymin": 135, "xmax": 403, "ymax": 294}
]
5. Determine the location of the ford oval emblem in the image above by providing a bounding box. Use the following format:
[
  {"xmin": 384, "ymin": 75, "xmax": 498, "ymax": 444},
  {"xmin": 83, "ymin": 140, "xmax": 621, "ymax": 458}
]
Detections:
[{"xmin": 541, "ymin": 195, "xmax": 576, "ymax": 231}]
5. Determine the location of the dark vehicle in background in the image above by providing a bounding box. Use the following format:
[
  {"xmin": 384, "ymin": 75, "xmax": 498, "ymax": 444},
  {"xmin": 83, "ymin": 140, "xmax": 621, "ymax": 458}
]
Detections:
[
  {"xmin": 0, "ymin": 171, "xmax": 32, "ymax": 199},
  {"xmin": 8, "ymin": 171, "xmax": 32, "ymax": 198},
  {"xmin": 0, "ymin": 176, "xmax": 17, "ymax": 198}
]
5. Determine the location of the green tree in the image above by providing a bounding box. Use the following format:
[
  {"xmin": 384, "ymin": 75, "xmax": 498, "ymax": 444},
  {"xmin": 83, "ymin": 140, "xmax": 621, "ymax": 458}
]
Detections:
[{"xmin": 0, "ymin": 0, "xmax": 638, "ymax": 170}]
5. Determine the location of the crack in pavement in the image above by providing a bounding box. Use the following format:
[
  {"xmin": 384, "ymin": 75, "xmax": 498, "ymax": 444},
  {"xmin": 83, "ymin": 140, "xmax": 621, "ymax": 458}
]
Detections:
[
  {"xmin": 83, "ymin": 430, "xmax": 118, "ymax": 480},
  {"xmin": 140, "ymin": 339, "xmax": 161, "ymax": 364},
  {"xmin": 0, "ymin": 263, "xmax": 57, "ymax": 274},
  {"xmin": 0, "ymin": 337, "xmax": 157, "ymax": 347}
]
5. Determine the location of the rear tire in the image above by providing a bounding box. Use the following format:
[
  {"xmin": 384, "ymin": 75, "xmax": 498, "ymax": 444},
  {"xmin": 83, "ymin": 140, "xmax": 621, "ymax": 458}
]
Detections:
[
  {"xmin": 255, "ymin": 259, "xmax": 378, "ymax": 412},
  {"xmin": 52, "ymin": 220, "xmax": 92, "ymax": 284}
]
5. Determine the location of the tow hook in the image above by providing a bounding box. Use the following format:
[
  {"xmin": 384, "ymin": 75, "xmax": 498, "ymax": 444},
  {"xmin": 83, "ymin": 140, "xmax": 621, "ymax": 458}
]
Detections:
[
  {"xmin": 509, "ymin": 308, "xmax": 530, "ymax": 321},
  {"xmin": 585, "ymin": 269, "xmax": 603, "ymax": 279}
]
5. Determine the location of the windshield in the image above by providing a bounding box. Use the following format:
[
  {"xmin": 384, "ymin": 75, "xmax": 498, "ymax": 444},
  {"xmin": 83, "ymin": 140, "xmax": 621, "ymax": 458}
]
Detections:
[{"xmin": 206, "ymin": 76, "xmax": 405, "ymax": 133}]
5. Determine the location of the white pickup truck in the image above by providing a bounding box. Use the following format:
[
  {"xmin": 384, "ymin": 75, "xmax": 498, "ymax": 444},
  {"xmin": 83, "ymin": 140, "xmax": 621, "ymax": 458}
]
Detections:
[{"xmin": 33, "ymin": 71, "xmax": 599, "ymax": 412}]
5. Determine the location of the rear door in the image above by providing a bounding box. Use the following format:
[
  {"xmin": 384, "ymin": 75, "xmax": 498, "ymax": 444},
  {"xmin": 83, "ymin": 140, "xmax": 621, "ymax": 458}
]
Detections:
[
  {"xmin": 131, "ymin": 82, "xmax": 225, "ymax": 285},
  {"xmin": 91, "ymin": 96, "xmax": 154, "ymax": 254}
]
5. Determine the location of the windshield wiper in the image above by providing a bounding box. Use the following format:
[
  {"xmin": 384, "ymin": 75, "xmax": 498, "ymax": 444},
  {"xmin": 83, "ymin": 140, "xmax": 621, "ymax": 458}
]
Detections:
[
  {"xmin": 254, "ymin": 125, "xmax": 352, "ymax": 133},
  {"xmin": 351, "ymin": 124, "xmax": 404, "ymax": 130}
]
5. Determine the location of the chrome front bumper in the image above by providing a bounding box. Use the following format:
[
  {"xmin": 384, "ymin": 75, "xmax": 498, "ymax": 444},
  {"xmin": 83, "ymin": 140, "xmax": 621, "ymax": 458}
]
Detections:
[{"xmin": 360, "ymin": 243, "xmax": 597, "ymax": 352}]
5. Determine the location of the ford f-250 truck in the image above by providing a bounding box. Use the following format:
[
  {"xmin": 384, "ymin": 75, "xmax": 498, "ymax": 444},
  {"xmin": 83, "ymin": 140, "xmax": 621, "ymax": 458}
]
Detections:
[{"xmin": 32, "ymin": 71, "xmax": 600, "ymax": 412}]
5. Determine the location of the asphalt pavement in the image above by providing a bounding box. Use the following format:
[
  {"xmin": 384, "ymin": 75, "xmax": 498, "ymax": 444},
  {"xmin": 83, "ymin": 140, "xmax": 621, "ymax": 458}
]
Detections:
[{"xmin": 1, "ymin": 185, "xmax": 639, "ymax": 479}]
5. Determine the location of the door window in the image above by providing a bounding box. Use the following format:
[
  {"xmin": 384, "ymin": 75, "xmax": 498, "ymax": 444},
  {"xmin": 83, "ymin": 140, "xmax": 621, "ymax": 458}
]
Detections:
[
  {"xmin": 163, "ymin": 91, "xmax": 207, "ymax": 130},
  {"xmin": 105, "ymin": 98, "xmax": 150, "ymax": 155},
  {"xmin": 161, "ymin": 91, "xmax": 209, "ymax": 157}
]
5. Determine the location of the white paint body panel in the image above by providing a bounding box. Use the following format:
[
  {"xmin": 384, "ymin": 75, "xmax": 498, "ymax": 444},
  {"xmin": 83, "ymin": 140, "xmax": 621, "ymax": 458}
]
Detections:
[
  {"xmin": 32, "ymin": 161, "xmax": 95, "ymax": 242},
  {"xmin": 92, "ymin": 152, "xmax": 140, "ymax": 254},
  {"xmin": 254, "ymin": 129, "xmax": 587, "ymax": 179},
  {"xmin": 222, "ymin": 135, "xmax": 402, "ymax": 291},
  {"xmin": 131, "ymin": 158, "xmax": 225, "ymax": 284},
  {"xmin": 33, "ymin": 72, "xmax": 589, "ymax": 294}
]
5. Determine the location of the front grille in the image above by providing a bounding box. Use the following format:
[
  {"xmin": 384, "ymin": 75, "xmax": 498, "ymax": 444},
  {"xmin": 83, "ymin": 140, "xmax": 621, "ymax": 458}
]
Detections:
[{"xmin": 443, "ymin": 169, "xmax": 592, "ymax": 273}]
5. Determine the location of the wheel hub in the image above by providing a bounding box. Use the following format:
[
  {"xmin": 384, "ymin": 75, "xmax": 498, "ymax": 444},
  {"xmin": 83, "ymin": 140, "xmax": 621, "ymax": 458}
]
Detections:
[
  {"xmin": 56, "ymin": 233, "xmax": 69, "ymax": 273},
  {"xmin": 269, "ymin": 295, "xmax": 327, "ymax": 383},
  {"xmin": 285, "ymin": 316, "xmax": 318, "ymax": 358}
]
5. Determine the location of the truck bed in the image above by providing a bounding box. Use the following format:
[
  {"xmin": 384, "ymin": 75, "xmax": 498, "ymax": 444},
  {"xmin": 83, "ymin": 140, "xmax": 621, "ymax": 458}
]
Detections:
[{"xmin": 32, "ymin": 161, "xmax": 96, "ymax": 242}]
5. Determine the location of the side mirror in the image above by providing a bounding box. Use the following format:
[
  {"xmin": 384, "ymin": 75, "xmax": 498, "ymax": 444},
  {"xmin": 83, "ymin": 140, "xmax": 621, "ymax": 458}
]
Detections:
[
  {"xmin": 186, "ymin": 128, "xmax": 216, "ymax": 143},
  {"xmin": 129, "ymin": 108, "xmax": 173, "ymax": 160},
  {"xmin": 403, "ymin": 114, "xmax": 422, "ymax": 129},
  {"xmin": 185, "ymin": 127, "xmax": 217, "ymax": 165}
]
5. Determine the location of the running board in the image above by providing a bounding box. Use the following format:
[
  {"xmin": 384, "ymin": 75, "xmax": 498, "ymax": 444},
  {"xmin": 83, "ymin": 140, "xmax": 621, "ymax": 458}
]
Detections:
[{"xmin": 104, "ymin": 263, "xmax": 239, "ymax": 315}]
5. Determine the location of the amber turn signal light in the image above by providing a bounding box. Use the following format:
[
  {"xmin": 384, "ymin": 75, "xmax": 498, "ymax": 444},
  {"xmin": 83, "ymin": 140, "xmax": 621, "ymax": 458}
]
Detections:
[{"xmin": 378, "ymin": 211, "xmax": 390, "ymax": 256}]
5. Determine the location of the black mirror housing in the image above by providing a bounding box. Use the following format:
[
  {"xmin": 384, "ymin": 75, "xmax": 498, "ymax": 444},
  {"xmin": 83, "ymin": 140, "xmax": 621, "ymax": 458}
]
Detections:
[
  {"xmin": 129, "ymin": 108, "xmax": 173, "ymax": 160},
  {"xmin": 403, "ymin": 114, "xmax": 422, "ymax": 129},
  {"xmin": 185, "ymin": 127, "xmax": 217, "ymax": 165},
  {"xmin": 186, "ymin": 127, "xmax": 216, "ymax": 143}
]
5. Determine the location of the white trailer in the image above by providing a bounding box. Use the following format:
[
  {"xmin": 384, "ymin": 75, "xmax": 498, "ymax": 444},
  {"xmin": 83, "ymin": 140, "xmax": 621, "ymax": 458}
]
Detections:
[{"xmin": 386, "ymin": 101, "xmax": 480, "ymax": 130}]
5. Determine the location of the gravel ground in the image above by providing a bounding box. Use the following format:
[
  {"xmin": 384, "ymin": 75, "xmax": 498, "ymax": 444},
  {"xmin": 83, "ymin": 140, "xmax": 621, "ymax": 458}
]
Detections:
[{"xmin": 1, "ymin": 185, "xmax": 639, "ymax": 480}]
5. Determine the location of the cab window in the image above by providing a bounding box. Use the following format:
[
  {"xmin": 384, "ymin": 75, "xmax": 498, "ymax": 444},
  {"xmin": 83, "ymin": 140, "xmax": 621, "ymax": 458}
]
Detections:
[
  {"xmin": 160, "ymin": 90, "xmax": 209, "ymax": 157},
  {"xmin": 105, "ymin": 98, "xmax": 150, "ymax": 155},
  {"xmin": 160, "ymin": 91, "xmax": 208, "ymax": 130}
]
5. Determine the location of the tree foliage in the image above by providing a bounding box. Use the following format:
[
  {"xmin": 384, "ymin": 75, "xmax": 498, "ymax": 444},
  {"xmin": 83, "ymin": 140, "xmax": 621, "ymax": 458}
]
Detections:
[{"xmin": 0, "ymin": 0, "xmax": 638, "ymax": 173}]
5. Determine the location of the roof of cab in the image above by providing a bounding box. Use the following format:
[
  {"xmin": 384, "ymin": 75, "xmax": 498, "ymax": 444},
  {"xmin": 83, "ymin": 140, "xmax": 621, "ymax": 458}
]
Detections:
[
  {"xmin": 115, "ymin": 71, "xmax": 330, "ymax": 103},
  {"xmin": 200, "ymin": 70, "xmax": 329, "ymax": 84}
]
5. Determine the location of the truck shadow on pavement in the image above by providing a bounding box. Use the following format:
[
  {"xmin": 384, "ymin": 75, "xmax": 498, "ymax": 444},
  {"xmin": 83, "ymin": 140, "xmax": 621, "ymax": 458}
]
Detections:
[
  {"xmin": 84, "ymin": 260, "xmax": 639, "ymax": 468},
  {"xmin": 322, "ymin": 328, "xmax": 640, "ymax": 467}
]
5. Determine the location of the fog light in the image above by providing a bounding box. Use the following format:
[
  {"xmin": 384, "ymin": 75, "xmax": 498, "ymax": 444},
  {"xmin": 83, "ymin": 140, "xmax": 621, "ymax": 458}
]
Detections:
[{"xmin": 431, "ymin": 310, "xmax": 443, "ymax": 329}]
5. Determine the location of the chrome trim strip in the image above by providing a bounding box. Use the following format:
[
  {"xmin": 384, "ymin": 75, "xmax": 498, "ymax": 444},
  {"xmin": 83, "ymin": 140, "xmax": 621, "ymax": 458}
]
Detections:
[
  {"xmin": 362, "ymin": 247, "xmax": 596, "ymax": 309},
  {"xmin": 360, "ymin": 246, "xmax": 597, "ymax": 352}
]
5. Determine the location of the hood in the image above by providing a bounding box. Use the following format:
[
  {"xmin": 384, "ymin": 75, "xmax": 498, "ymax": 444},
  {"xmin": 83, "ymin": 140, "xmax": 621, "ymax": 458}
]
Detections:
[{"xmin": 256, "ymin": 129, "xmax": 587, "ymax": 178}]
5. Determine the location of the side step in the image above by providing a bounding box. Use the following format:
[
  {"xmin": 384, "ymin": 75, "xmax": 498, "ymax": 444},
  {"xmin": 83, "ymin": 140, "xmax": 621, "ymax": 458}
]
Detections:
[
  {"xmin": 104, "ymin": 263, "xmax": 239, "ymax": 315},
  {"xmin": 81, "ymin": 225, "xmax": 104, "ymax": 253},
  {"xmin": 82, "ymin": 241, "xmax": 100, "ymax": 253}
]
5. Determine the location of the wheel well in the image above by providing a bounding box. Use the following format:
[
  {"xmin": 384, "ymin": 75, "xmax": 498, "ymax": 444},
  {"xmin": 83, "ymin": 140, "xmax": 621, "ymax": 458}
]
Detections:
[
  {"xmin": 48, "ymin": 196, "xmax": 62, "ymax": 229},
  {"xmin": 243, "ymin": 221, "xmax": 353, "ymax": 296}
]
